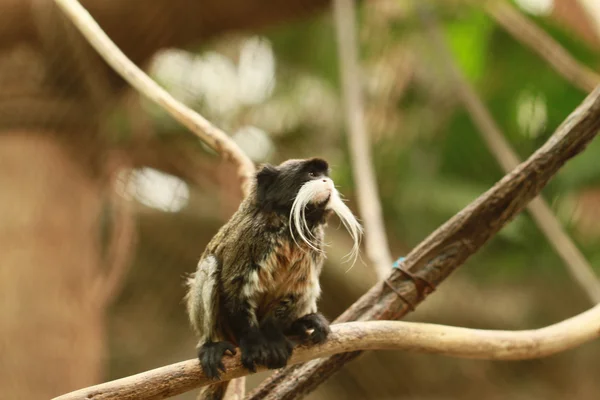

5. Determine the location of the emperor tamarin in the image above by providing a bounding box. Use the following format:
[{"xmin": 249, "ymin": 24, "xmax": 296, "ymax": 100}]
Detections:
[{"xmin": 185, "ymin": 158, "xmax": 362, "ymax": 396}]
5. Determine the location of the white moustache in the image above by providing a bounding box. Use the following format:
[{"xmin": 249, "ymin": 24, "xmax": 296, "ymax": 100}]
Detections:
[{"xmin": 290, "ymin": 178, "xmax": 363, "ymax": 266}]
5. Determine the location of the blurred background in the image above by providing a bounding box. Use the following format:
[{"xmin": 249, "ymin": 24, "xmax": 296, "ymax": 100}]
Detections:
[{"xmin": 2, "ymin": 0, "xmax": 600, "ymax": 399}]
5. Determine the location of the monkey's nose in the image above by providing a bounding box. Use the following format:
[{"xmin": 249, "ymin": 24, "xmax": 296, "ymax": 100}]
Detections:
[{"xmin": 322, "ymin": 179, "xmax": 328, "ymax": 182}]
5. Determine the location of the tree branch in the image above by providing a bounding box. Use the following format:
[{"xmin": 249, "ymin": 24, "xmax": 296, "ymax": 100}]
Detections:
[
  {"xmin": 222, "ymin": 376, "xmax": 245, "ymax": 400},
  {"xmin": 247, "ymin": 61, "xmax": 600, "ymax": 400},
  {"xmin": 53, "ymin": 0, "xmax": 255, "ymax": 196},
  {"xmin": 486, "ymin": 0, "xmax": 600, "ymax": 93},
  {"xmin": 53, "ymin": 300, "xmax": 600, "ymax": 400},
  {"xmin": 421, "ymin": 2, "xmax": 600, "ymax": 303},
  {"xmin": 333, "ymin": 0, "xmax": 393, "ymax": 279}
]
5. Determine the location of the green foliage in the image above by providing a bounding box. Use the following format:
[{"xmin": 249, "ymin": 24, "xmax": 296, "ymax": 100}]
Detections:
[
  {"xmin": 138, "ymin": 3, "xmax": 600, "ymax": 282},
  {"xmin": 444, "ymin": 9, "xmax": 493, "ymax": 83},
  {"xmin": 265, "ymin": 15, "xmax": 340, "ymax": 87}
]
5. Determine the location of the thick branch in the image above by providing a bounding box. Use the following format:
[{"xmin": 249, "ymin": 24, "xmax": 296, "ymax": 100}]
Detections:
[
  {"xmin": 53, "ymin": 0, "xmax": 255, "ymax": 195},
  {"xmin": 333, "ymin": 0, "xmax": 392, "ymax": 278},
  {"xmin": 247, "ymin": 65, "xmax": 600, "ymax": 400},
  {"xmin": 53, "ymin": 301, "xmax": 600, "ymax": 400},
  {"xmin": 421, "ymin": 2, "xmax": 600, "ymax": 303},
  {"xmin": 486, "ymin": 0, "xmax": 600, "ymax": 93}
]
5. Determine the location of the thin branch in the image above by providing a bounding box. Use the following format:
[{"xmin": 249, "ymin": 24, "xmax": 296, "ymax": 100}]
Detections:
[
  {"xmin": 53, "ymin": 300, "xmax": 600, "ymax": 400},
  {"xmin": 486, "ymin": 0, "xmax": 600, "ymax": 93},
  {"xmin": 53, "ymin": 0, "xmax": 255, "ymax": 196},
  {"xmin": 527, "ymin": 198, "xmax": 600, "ymax": 300},
  {"xmin": 247, "ymin": 65, "xmax": 600, "ymax": 400},
  {"xmin": 333, "ymin": 0, "xmax": 393, "ymax": 279},
  {"xmin": 421, "ymin": 2, "xmax": 600, "ymax": 304}
]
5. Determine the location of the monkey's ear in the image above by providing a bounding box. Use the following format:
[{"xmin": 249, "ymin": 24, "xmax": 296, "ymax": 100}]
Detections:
[{"xmin": 256, "ymin": 164, "xmax": 279, "ymax": 202}]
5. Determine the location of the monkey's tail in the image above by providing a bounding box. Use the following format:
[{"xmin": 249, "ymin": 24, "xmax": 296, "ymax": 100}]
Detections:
[{"xmin": 196, "ymin": 381, "xmax": 230, "ymax": 400}]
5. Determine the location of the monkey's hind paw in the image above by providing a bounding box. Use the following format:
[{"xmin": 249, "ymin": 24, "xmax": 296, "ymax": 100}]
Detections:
[
  {"xmin": 198, "ymin": 341, "xmax": 237, "ymax": 380},
  {"xmin": 289, "ymin": 312, "xmax": 331, "ymax": 344}
]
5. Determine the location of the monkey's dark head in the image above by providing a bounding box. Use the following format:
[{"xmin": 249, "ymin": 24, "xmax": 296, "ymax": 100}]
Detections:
[
  {"xmin": 255, "ymin": 157, "xmax": 333, "ymax": 214},
  {"xmin": 254, "ymin": 157, "xmax": 362, "ymax": 260}
]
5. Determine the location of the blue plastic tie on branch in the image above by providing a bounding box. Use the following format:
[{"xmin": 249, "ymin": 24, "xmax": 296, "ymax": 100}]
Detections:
[{"xmin": 392, "ymin": 257, "xmax": 405, "ymax": 269}]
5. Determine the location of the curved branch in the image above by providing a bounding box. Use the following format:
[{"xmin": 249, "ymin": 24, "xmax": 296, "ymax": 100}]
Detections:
[
  {"xmin": 53, "ymin": 302, "xmax": 600, "ymax": 400},
  {"xmin": 53, "ymin": 0, "xmax": 255, "ymax": 195},
  {"xmin": 333, "ymin": 0, "xmax": 393, "ymax": 278},
  {"xmin": 247, "ymin": 52, "xmax": 600, "ymax": 400},
  {"xmin": 486, "ymin": 0, "xmax": 600, "ymax": 93}
]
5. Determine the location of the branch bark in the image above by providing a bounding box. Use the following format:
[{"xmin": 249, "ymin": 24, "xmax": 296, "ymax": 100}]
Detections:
[
  {"xmin": 486, "ymin": 0, "xmax": 600, "ymax": 93},
  {"xmin": 333, "ymin": 0, "xmax": 393, "ymax": 278},
  {"xmin": 246, "ymin": 71, "xmax": 600, "ymax": 400},
  {"xmin": 53, "ymin": 0, "xmax": 256, "ymax": 196},
  {"xmin": 53, "ymin": 301, "xmax": 600, "ymax": 400}
]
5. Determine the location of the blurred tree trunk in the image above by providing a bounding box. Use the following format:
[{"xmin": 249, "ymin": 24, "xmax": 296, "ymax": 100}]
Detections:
[
  {"xmin": 0, "ymin": 132, "xmax": 105, "ymax": 399},
  {"xmin": 0, "ymin": 0, "xmax": 332, "ymax": 398}
]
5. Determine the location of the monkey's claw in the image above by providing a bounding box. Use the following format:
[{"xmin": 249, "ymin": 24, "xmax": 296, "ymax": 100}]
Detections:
[
  {"xmin": 198, "ymin": 341, "xmax": 237, "ymax": 380},
  {"xmin": 288, "ymin": 312, "xmax": 331, "ymax": 344}
]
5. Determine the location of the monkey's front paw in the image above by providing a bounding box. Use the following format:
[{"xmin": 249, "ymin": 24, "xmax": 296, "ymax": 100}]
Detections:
[
  {"xmin": 288, "ymin": 312, "xmax": 331, "ymax": 344},
  {"xmin": 239, "ymin": 332, "xmax": 293, "ymax": 372},
  {"xmin": 198, "ymin": 341, "xmax": 237, "ymax": 380}
]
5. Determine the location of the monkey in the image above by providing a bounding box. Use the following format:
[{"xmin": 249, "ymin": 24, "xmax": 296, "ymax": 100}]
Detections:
[{"xmin": 184, "ymin": 157, "xmax": 362, "ymax": 398}]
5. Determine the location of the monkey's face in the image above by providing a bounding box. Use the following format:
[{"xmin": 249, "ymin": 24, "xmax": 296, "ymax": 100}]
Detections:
[
  {"xmin": 256, "ymin": 158, "xmax": 363, "ymax": 263},
  {"xmin": 255, "ymin": 158, "xmax": 333, "ymax": 212}
]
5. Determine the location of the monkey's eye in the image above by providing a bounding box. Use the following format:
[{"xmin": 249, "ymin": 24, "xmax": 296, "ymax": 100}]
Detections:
[{"xmin": 308, "ymin": 171, "xmax": 316, "ymax": 178}]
